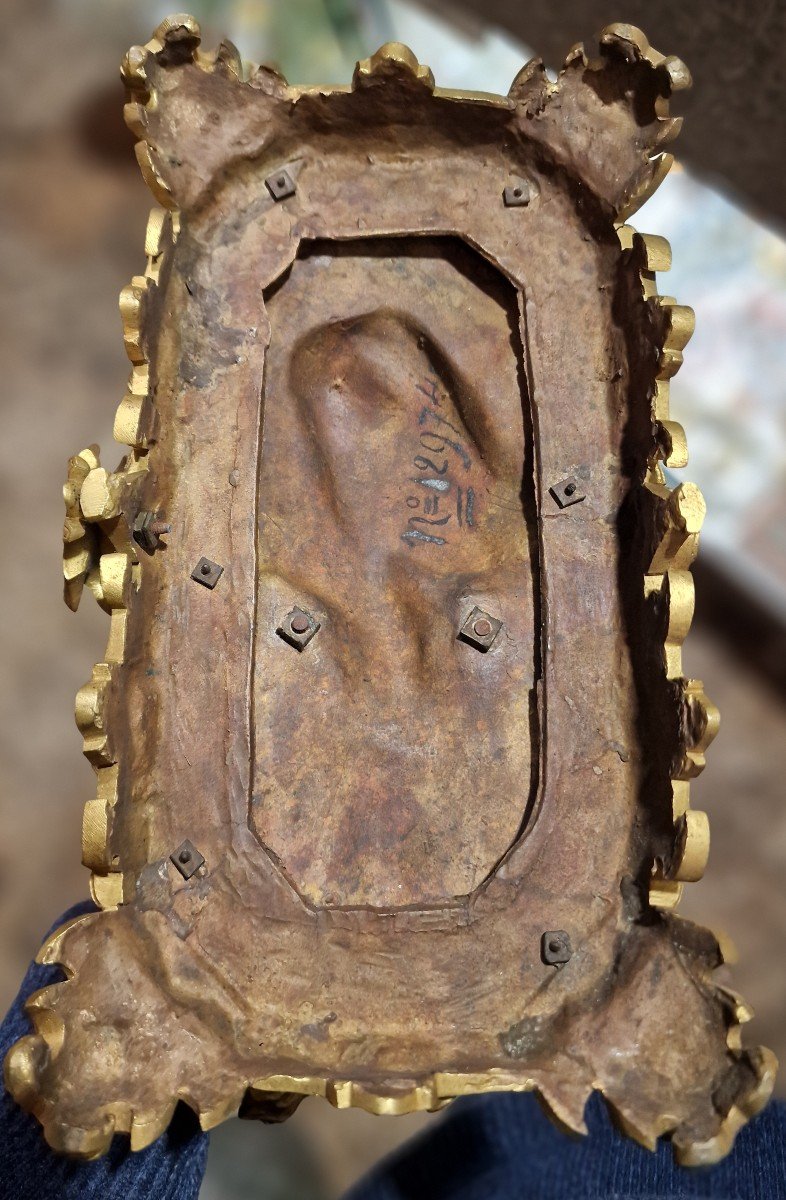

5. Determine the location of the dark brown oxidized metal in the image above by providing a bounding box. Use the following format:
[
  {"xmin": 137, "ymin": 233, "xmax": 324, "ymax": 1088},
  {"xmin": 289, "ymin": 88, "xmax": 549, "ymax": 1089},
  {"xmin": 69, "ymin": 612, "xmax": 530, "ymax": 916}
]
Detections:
[
  {"xmin": 458, "ymin": 607, "xmax": 503, "ymax": 652},
  {"xmin": 190, "ymin": 556, "xmax": 223, "ymax": 589},
  {"xmin": 4, "ymin": 16, "xmax": 776, "ymax": 1165},
  {"xmin": 133, "ymin": 511, "xmax": 171, "ymax": 553},
  {"xmin": 550, "ymin": 476, "xmax": 586, "ymax": 508},
  {"xmin": 170, "ymin": 839, "xmax": 205, "ymax": 881},
  {"xmin": 265, "ymin": 167, "xmax": 297, "ymax": 202},
  {"xmin": 541, "ymin": 930, "xmax": 573, "ymax": 966},
  {"xmin": 277, "ymin": 607, "xmax": 320, "ymax": 651}
]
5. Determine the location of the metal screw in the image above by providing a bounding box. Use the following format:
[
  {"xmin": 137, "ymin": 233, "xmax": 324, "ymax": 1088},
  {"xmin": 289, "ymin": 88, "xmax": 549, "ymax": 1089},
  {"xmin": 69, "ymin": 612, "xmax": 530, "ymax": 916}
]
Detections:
[
  {"xmin": 265, "ymin": 167, "xmax": 297, "ymax": 201},
  {"xmin": 133, "ymin": 511, "xmax": 171, "ymax": 553},
  {"xmin": 191, "ymin": 557, "xmax": 224, "ymax": 589},
  {"xmin": 503, "ymin": 178, "xmax": 532, "ymax": 207},
  {"xmin": 458, "ymin": 606, "xmax": 502, "ymax": 652},
  {"xmin": 170, "ymin": 839, "xmax": 205, "ymax": 880},
  {"xmin": 549, "ymin": 476, "xmax": 586, "ymax": 509},
  {"xmin": 278, "ymin": 606, "xmax": 320, "ymax": 650},
  {"xmin": 541, "ymin": 929, "xmax": 572, "ymax": 966}
]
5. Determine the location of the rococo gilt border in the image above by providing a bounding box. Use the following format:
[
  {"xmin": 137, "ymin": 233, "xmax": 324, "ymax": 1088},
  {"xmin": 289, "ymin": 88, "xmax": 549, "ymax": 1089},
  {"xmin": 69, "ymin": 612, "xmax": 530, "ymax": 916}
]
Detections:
[{"xmin": 3, "ymin": 17, "xmax": 775, "ymax": 1167}]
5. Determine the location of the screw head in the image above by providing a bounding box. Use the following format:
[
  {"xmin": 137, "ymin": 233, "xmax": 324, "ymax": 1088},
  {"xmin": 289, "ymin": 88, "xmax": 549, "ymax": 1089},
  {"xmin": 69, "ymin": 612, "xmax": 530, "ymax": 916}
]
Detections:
[
  {"xmin": 458, "ymin": 606, "xmax": 502, "ymax": 653},
  {"xmin": 277, "ymin": 607, "xmax": 320, "ymax": 650},
  {"xmin": 191, "ymin": 557, "xmax": 224, "ymax": 589},
  {"xmin": 549, "ymin": 476, "xmax": 586, "ymax": 509},
  {"xmin": 170, "ymin": 839, "xmax": 205, "ymax": 880},
  {"xmin": 541, "ymin": 929, "xmax": 572, "ymax": 965},
  {"xmin": 265, "ymin": 167, "xmax": 296, "ymax": 201}
]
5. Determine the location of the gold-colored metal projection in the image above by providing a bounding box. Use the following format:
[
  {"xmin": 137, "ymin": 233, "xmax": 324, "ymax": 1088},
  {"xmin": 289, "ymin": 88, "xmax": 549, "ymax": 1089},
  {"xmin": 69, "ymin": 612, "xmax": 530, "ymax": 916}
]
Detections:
[{"xmin": 5, "ymin": 14, "xmax": 775, "ymax": 1166}]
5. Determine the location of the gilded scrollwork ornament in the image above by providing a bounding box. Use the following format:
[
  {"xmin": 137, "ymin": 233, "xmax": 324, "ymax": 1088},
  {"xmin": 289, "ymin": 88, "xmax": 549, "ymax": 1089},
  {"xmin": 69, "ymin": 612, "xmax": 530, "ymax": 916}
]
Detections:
[{"xmin": 6, "ymin": 15, "xmax": 775, "ymax": 1166}]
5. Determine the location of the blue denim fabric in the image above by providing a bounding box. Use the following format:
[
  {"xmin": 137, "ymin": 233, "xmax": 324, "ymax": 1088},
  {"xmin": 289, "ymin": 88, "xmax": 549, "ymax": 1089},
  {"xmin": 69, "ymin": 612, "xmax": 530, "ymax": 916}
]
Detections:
[
  {"xmin": 2, "ymin": 903, "xmax": 783, "ymax": 1199},
  {"xmin": 346, "ymin": 1089, "xmax": 786, "ymax": 1200}
]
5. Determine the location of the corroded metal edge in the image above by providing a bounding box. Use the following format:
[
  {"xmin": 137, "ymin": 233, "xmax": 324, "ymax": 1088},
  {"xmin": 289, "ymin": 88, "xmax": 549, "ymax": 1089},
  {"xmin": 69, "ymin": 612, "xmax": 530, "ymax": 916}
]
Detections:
[
  {"xmin": 613, "ymin": 225, "xmax": 720, "ymax": 910},
  {"xmin": 63, "ymin": 206, "xmax": 177, "ymax": 911},
  {"xmin": 6, "ymin": 983, "xmax": 778, "ymax": 1163},
  {"xmin": 119, "ymin": 16, "xmax": 686, "ymax": 218},
  {"xmin": 5, "ymin": 15, "xmax": 776, "ymax": 1165}
]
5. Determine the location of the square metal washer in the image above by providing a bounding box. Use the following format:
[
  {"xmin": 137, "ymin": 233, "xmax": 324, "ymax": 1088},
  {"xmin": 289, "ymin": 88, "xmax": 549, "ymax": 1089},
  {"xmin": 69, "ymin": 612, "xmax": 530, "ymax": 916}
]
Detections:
[
  {"xmin": 265, "ymin": 168, "xmax": 296, "ymax": 201},
  {"xmin": 457, "ymin": 606, "xmax": 503, "ymax": 652},
  {"xmin": 277, "ymin": 606, "xmax": 320, "ymax": 651},
  {"xmin": 549, "ymin": 476, "xmax": 586, "ymax": 509},
  {"xmin": 541, "ymin": 930, "xmax": 572, "ymax": 965},
  {"xmin": 170, "ymin": 839, "xmax": 205, "ymax": 880},
  {"xmin": 191, "ymin": 557, "xmax": 224, "ymax": 589}
]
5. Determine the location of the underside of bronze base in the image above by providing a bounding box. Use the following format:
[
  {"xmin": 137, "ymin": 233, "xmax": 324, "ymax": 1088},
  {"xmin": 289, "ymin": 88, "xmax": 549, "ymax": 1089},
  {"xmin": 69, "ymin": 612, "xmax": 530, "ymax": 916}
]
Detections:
[{"xmin": 4, "ymin": 16, "xmax": 776, "ymax": 1164}]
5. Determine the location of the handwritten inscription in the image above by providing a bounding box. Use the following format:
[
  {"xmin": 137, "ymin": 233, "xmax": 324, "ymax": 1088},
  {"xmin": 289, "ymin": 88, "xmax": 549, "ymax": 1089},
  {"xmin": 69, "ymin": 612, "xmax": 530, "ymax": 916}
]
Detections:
[{"xmin": 401, "ymin": 376, "xmax": 475, "ymax": 548}]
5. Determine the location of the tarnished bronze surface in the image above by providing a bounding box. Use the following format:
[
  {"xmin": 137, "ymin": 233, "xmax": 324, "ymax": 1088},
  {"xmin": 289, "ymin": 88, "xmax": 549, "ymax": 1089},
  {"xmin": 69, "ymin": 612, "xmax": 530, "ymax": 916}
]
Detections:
[
  {"xmin": 255, "ymin": 239, "xmax": 535, "ymax": 907},
  {"xmin": 4, "ymin": 16, "xmax": 776, "ymax": 1164}
]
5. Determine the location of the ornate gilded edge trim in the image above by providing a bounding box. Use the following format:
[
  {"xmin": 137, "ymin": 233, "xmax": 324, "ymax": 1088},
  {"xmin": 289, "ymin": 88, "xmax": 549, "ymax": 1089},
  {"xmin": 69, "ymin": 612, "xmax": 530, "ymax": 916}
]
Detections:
[
  {"xmin": 62, "ymin": 206, "xmax": 176, "ymax": 910},
  {"xmin": 12, "ymin": 18, "xmax": 771, "ymax": 1166},
  {"xmin": 6, "ymin": 1029, "xmax": 776, "ymax": 1161},
  {"xmin": 615, "ymin": 225, "xmax": 719, "ymax": 907},
  {"xmin": 120, "ymin": 16, "xmax": 687, "ymax": 221}
]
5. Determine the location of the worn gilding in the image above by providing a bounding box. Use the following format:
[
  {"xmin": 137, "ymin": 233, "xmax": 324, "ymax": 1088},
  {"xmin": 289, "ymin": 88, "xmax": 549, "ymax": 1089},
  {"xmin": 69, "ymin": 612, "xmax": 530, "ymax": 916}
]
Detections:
[{"xmin": 5, "ymin": 16, "xmax": 775, "ymax": 1165}]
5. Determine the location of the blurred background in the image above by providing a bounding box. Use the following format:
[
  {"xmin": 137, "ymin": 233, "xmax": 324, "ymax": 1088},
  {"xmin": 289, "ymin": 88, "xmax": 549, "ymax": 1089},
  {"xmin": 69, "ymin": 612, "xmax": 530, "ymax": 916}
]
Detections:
[{"xmin": 1, "ymin": 0, "xmax": 784, "ymax": 1194}]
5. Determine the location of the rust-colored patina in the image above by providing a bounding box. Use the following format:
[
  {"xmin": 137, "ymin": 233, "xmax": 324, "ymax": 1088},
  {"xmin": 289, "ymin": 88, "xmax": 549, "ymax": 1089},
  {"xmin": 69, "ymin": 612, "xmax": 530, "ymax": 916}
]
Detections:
[
  {"xmin": 4, "ymin": 17, "xmax": 776, "ymax": 1165},
  {"xmin": 256, "ymin": 239, "xmax": 536, "ymax": 907}
]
